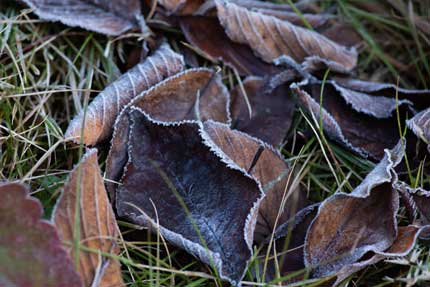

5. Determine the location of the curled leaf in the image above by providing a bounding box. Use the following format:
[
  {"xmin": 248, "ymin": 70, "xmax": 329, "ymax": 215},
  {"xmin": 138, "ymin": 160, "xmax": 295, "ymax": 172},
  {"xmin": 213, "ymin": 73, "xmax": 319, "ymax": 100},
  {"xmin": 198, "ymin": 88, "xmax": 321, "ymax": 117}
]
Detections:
[
  {"xmin": 230, "ymin": 76, "xmax": 296, "ymax": 146},
  {"xmin": 113, "ymin": 108, "xmax": 262, "ymax": 285},
  {"xmin": 52, "ymin": 149, "xmax": 123, "ymax": 287},
  {"xmin": 179, "ymin": 16, "xmax": 281, "ymax": 76},
  {"xmin": 0, "ymin": 182, "xmax": 82, "ymax": 287},
  {"xmin": 200, "ymin": 120, "xmax": 306, "ymax": 243},
  {"xmin": 291, "ymin": 79, "xmax": 411, "ymax": 159},
  {"xmin": 106, "ymin": 68, "xmax": 231, "ymax": 199},
  {"xmin": 22, "ymin": 0, "xmax": 147, "ymax": 35},
  {"xmin": 407, "ymin": 107, "xmax": 430, "ymax": 145},
  {"xmin": 215, "ymin": 0, "xmax": 357, "ymax": 73},
  {"xmin": 304, "ymin": 142, "xmax": 403, "ymax": 277},
  {"xmin": 65, "ymin": 43, "xmax": 185, "ymax": 145}
]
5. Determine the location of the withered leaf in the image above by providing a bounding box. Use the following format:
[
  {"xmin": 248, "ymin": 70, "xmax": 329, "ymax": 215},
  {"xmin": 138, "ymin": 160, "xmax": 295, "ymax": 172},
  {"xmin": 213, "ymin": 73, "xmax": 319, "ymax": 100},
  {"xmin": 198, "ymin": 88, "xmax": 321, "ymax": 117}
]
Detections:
[
  {"xmin": 22, "ymin": 0, "xmax": 147, "ymax": 36},
  {"xmin": 179, "ymin": 16, "xmax": 281, "ymax": 76},
  {"xmin": 291, "ymin": 79, "xmax": 411, "ymax": 159},
  {"xmin": 230, "ymin": 76, "xmax": 296, "ymax": 147},
  {"xmin": 65, "ymin": 42, "xmax": 185, "ymax": 145},
  {"xmin": 407, "ymin": 107, "xmax": 430, "ymax": 146},
  {"xmin": 215, "ymin": 0, "xmax": 357, "ymax": 73},
  {"xmin": 106, "ymin": 67, "xmax": 231, "ymax": 199},
  {"xmin": 53, "ymin": 149, "xmax": 123, "ymax": 287},
  {"xmin": 335, "ymin": 77, "xmax": 430, "ymax": 109},
  {"xmin": 0, "ymin": 182, "xmax": 82, "ymax": 287},
  {"xmin": 304, "ymin": 142, "xmax": 403, "ymax": 278},
  {"xmin": 200, "ymin": 120, "xmax": 306, "ymax": 243},
  {"xmin": 113, "ymin": 108, "xmax": 262, "ymax": 285}
]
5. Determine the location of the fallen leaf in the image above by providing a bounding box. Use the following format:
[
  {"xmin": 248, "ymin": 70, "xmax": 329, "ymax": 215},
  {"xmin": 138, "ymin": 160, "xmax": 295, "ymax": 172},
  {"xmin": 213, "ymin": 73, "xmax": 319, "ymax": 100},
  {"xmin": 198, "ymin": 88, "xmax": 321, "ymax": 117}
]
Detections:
[
  {"xmin": 179, "ymin": 16, "xmax": 281, "ymax": 76},
  {"xmin": 215, "ymin": 0, "xmax": 357, "ymax": 73},
  {"xmin": 65, "ymin": 42, "xmax": 185, "ymax": 145},
  {"xmin": 407, "ymin": 107, "xmax": 430, "ymax": 146},
  {"xmin": 0, "ymin": 182, "xmax": 82, "ymax": 287},
  {"xmin": 291, "ymin": 78, "xmax": 411, "ymax": 159},
  {"xmin": 200, "ymin": 120, "xmax": 306, "ymax": 243},
  {"xmin": 22, "ymin": 0, "xmax": 147, "ymax": 35},
  {"xmin": 113, "ymin": 108, "xmax": 262, "ymax": 285},
  {"xmin": 105, "ymin": 68, "xmax": 231, "ymax": 199},
  {"xmin": 230, "ymin": 76, "xmax": 296, "ymax": 147},
  {"xmin": 52, "ymin": 149, "xmax": 123, "ymax": 287},
  {"xmin": 304, "ymin": 142, "xmax": 404, "ymax": 277}
]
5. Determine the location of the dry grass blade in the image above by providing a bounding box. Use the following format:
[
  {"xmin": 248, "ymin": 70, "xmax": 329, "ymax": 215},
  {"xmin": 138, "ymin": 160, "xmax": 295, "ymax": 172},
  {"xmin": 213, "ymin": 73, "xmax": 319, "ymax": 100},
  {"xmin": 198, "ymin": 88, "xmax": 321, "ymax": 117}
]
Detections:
[{"xmin": 52, "ymin": 149, "xmax": 124, "ymax": 287}]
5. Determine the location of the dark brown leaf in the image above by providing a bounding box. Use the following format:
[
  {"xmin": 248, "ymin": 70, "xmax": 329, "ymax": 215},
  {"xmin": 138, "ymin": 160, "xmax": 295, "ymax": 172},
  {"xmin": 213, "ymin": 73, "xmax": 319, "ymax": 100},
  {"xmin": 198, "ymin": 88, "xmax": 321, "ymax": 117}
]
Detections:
[
  {"xmin": 65, "ymin": 42, "xmax": 184, "ymax": 146},
  {"xmin": 304, "ymin": 142, "xmax": 404, "ymax": 277},
  {"xmin": 215, "ymin": 0, "xmax": 357, "ymax": 73},
  {"xmin": 105, "ymin": 67, "xmax": 231, "ymax": 200},
  {"xmin": 291, "ymin": 79, "xmax": 411, "ymax": 159},
  {"xmin": 179, "ymin": 16, "xmax": 281, "ymax": 76},
  {"xmin": 0, "ymin": 182, "xmax": 82, "ymax": 287},
  {"xmin": 53, "ymin": 149, "xmax": 123, "ymax": 287},
  {"xmin": 113, "ymin": 108, "xmax": 262, "ymax": 285},
  {"xmin": 230, "ymin": 76, "xmax": 296, "ymax": 147},
  {"xmin": 22, "ymin": 0, "xmax": 147, "ymax": 35},
  {"xmin": 200, "ymin": 120, "xmax": 306, "ymax": 243}
]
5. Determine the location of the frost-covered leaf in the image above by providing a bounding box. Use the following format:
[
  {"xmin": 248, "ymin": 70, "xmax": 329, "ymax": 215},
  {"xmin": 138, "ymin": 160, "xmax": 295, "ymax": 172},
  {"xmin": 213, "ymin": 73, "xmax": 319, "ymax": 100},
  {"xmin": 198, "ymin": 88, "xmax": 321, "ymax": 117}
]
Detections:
[
  {"xmin": 112, "ymin": 108, "xmax": 262, "ymax": 286},
  {"xmin": 22, "ymin": 0, "xmax": 147, "ymax": 35},
  {"xmin": 106, "ymin": 68, "xmax": 231, "ymax": 199},
  {"xmin": 215, "ymin": 0, "xmax": 357, "ymax": 73},
  {"xmin": 179, "ymin": 16, "xmax": 280, "ymax": 76},
  {"xmin": 291, "ymin": 79, "xmax": 411, "ymax": 159},
  {"xmin": 200, "ymin": 121, "xmax": 306, "ymax": 243},
  {"xmin": 407, "ymin": 107, "xmax": 430, "ymax": 146},
  {"xmin": 0, "ymin": 182, "xmax": 82, "ymax": 287},
  {"xmin": 304, "ymin": 143, "xmax": 404, "ymax": 277},
  {"xmin": 230, "ymin": 76, "xmax": 296, "ymax": 147},
  {"xmin": 52, "ymin": 149, "xmax": 123, "ymax": 287},
  {"xmin": 65, "ymin": 43, "xmax": 184, "ymax": 145}
]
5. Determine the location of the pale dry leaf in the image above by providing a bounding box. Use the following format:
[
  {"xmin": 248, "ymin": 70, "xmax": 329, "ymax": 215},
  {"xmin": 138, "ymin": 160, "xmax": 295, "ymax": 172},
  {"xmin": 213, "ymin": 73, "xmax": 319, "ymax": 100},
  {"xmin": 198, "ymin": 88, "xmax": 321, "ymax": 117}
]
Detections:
[
  {"xmin": 304, "ymin": 142, "xmax": 404, "ymax": 277},
  {"xmin": 215, "ymin": 0, "xmax": 357, "ymax": 73},
  {"xmin": 113, "ymin": 108, "xmax": 262, "ymax": 286},
  {"xmin": 200, "ymin": 120, "xmax": 306, "ymax": 243},
  {"xmin": 65, "ymin": 42, "xmax": 185, "ymax": 145},
  {"xmin": 22, "ymin": 0, "xmax": 147, "ymax": 35},
  {"xmin": 52, "ymin": 149, "xmax": 124, "ymax": 287},
  {"xmin": 407, "ymin": 107, "xmax": 430, "ymax": 145},
  {"xmin": 106, "ymin": 68, "xmax": 230, "ymax": 206},
  {"xmin": 0, "ymin": 182, "xmax": 82, "ymax": 287}
]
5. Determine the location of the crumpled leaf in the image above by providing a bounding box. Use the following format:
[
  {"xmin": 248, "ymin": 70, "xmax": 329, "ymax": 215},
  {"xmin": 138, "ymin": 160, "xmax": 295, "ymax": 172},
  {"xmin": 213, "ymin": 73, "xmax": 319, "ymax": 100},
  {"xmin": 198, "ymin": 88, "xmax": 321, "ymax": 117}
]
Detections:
[
  {"xmin": 112, "ymin": 108, "xmax": 262, "ymax": 286},
  {"xmin": 215, "ymin": 0, "xmax": 357, "ymax": 73},
  {"xmin": 65, "ymin": 42, "xmax": 184, "ymax": 145},
  {"xmin": 230, "ymin": 76, "xmax": 296, "ymax": 147},
  {"xmin": 334, "ymin": 77, "xmax": 430, "ymax": 109},
  {"xmin": 335, "ymin": 224, "xmax": 430, "ymax": 286},
  {"xmin": 0, "ymin": 182, "xmax": 82, "ymax": 287},
  {"xmin": 22, "ymin": 0, "xmax": 147, "ymax": 36},
  {"xmin": 179, "ymin": 16, "xmax": 281, "ymax": 76},
  {"xmin": 291, "ymin": 78, "xmax": 411, "ymax": 159},
  {"xmin": 106, "ymin": 67, "xmax": 231, "ymax": 199},
  {"xmin": 407, "ymin": 107, "xmax": 430, "ymax": 146},
  {"xmin": 52, "ymin": 149, "xmax": 123, "ymax": 287},
  {"xmin": 200, "ymin": 120, "xmax": 306, "ymax": 243},
  {"xmin": 304, "ymin": 142, "xmax": 404, "ymax": 278}
]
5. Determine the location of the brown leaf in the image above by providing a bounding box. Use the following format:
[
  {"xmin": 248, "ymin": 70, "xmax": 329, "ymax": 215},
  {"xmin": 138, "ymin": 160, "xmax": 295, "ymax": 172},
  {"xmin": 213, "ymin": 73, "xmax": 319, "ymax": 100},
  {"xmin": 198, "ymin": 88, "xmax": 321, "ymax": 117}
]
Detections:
[
  {"xmin": 304, "ymin": 142, "xmax": 404, "ymax": 277},
  {"xmin": 105, "ymin": 67, "xmax": 231, "ymax": 200},
  {"xmin": 179, "ymin": 16, "xmax": 281, "ymax": 76},
  {"xmin": 215, "ymin": 0, "xmax": 357, "ymax": 73},
  {"xmin": 230, "ymin": 76, "xmax": 296, "ymax": 147},
  {"xmin": 407, "ymin": 107, "xmax": 430, "ymax": 146},
  {"xmin": 22, "ymin": 0, "xmax": 147, "ymax": 35},
  {"xmin": 200, "ymin": 120, "xmax": 306, "ymax": 243},
  {"xmin": 291, "ymin": 79, "xmax": 411, "ymax": 159},
  {"xmin": 0, "ymin": 182, "xmax": 82, "ymax": 287},
  {"xmin": 65, "ymin": 42, "xmax": 184, "ymax": 146},
  {"xmin": 321, "ymin": 23, "xmax": 362, "ymax": 47},
  {"xmin": 53, "ymin": 149, "xmax": 123, "ymax": 287},
  {"xmin": 112, "ymin": 108, "xmax": 262, "ymax": 285}
]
